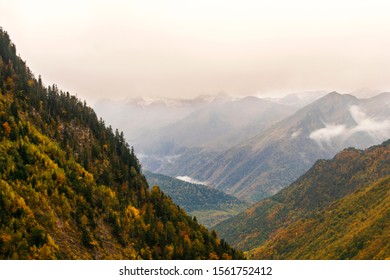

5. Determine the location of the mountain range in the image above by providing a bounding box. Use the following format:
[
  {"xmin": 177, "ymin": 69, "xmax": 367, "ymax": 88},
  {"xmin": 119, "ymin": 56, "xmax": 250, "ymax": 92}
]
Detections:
[
  {"xmin": 134, "ymin": 96, "xmax": 296, "ymax": 154},
  {"xmin": 113, "ymin": 90, "xmax": 389, "ymax": 203},
  {"xmin": 185, "ymin": 92, "xmax": 390, "ymax": 202}
]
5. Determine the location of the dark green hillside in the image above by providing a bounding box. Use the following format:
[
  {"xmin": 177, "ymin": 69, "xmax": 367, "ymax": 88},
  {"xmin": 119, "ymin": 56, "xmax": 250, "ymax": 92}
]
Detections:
[
  {"xmin": 0, "ymin": 28, "xmax": 243, "ymax": 260},
  {"xmin": 214, "ymin": 140, "xmax": 389, "ymax": 259},
  {"xmin": 144, "ymin": 171, "xmax": 248, "ymax": 227}
]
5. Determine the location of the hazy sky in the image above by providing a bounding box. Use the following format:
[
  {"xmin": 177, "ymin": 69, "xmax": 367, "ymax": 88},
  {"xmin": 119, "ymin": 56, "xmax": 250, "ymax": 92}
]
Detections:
[{"xmin": 1, "ymin": 0, "xmax": 390, "ymax": 104}]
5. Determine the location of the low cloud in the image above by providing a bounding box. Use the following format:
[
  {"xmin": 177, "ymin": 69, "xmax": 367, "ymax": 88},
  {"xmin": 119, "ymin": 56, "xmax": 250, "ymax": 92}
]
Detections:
[
  {"xmin": 309, "ymin": 124, "xmax": 347, "ymax": 144},
  {"xmin": 309, "ymin": 105, "xmax": 390, "ymax": 145},
  {"xmin": 176, "ymin": 176, "xmax": 208, "ymax": 186},
  {"xmin": 349, "ymin": 105, "xmax": 390, "ymax": 137}
]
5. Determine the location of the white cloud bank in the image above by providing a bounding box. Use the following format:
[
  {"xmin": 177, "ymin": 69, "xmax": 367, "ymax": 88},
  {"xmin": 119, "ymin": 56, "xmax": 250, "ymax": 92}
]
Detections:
[
  {"xmin": 349, "ymin": 106, "xmax": 390, "ymax": 135},
  {"xmin": 309, "ymin": 124, "xmax": 347, "ymax": 144},
  {"xmin": 309, "ymin": 105, "xmax": 390, "ymax": 145},
  {"xmin": 176, "ymin": 176, "xmax": 208, "ymax": 186}
]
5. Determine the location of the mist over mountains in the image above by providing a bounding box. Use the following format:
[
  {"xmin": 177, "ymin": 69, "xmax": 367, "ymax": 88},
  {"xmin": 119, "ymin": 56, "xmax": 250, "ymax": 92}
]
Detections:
[
  {"xmin": 95, "ymin": 91, "xmax": 390, "ymax": 203},
  {"xmin": 189, "ymin": 92, "xmax": 390, "ymax": 202}
]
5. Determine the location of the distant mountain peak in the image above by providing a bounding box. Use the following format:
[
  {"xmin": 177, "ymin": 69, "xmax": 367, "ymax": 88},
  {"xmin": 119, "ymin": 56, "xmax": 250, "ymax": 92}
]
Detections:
[
  {"xmin": 121, "ymin": 92, "xmax": 235, "ymax": 108},
  {"xmin": 309, "ymin": 91, "xmax": 358, "ymax": 107},
  {"xmin": 274, "ymin": 90, "xmax": 328, "ymax": 108}
]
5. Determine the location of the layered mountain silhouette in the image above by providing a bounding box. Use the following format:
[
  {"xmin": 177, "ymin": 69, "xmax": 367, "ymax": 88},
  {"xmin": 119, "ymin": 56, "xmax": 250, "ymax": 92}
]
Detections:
[
  {"xmin": 184, "ymin": 92, "xmax": 390, "ymax": 202},
  {"xmin": 131, "ymin": 91, "xmax": 389, "ymax": 203},
  {"xmin": 134, "ymin": 96, "xmax": 296, "ymax": 154}
]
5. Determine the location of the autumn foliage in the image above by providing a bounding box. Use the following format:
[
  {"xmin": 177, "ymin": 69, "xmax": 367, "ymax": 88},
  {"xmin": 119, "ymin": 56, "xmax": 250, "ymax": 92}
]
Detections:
[{"xmin": 0, "ymin": 27, "xmax": 243, "ymax": 260}]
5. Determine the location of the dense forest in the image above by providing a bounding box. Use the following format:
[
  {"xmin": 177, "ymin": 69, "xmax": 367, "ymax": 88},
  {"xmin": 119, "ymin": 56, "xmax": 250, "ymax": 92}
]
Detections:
[
  {"xmin": 214, "ymin": 140, "xmax": 390, "ymax": 259},
  {"xmin": 0, "ymin": 28, "xmax": 244, "ymax": 259}
]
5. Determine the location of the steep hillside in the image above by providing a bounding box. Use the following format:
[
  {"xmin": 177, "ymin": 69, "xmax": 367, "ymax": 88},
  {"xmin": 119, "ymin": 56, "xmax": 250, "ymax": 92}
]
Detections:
[
  {"xmin": 213, "ymin": 140, "xmax": 389, "ymax": 259},
  {"xmin": 144, "ymin": 171, "xmax": 248, "ymax": 228},
  {"xmin": 249, "ymin": 176, "xmax": 390, "ymax": 259},
  {"xmin": 185, "ymin": 92, "xmax": 390, "ymax": 202},
  {"xmin": 0, "ymin": 28, "xmax": 243, "ymax": 260}
]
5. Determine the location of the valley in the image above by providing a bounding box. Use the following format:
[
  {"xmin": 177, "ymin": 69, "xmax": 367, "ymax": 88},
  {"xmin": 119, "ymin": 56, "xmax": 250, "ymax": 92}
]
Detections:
[
  {"xmin": 95, "ymin": 86, "xmax": 390, "ymax": 260},
  {"xmin": 1, "ymin": 24, "xmax": 389, "ymax": 260}
]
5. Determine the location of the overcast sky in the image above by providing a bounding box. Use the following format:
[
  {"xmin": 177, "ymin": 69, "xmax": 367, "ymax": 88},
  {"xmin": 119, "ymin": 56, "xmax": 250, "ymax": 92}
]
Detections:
[{"xmin": 1, "ymin": 0, "xmax": 390, "ymax": 105}]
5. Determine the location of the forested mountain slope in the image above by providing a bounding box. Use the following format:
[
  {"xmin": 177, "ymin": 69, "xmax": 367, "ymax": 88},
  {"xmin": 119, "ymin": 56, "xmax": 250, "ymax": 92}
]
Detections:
[
  {"xmin": 214, "ymin": 140, "xmax": 390, "ymax": 259},
  {"xmin": 250, "ymin": 175, "xmax": 390, "ymax": 259},
  {"xmin": 144, "ymin": 171, "xmax": 248, "ymax": 228},
  {"xmin": 0, "ymin": 28, "xmax": 243, "ymax": 260}
]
